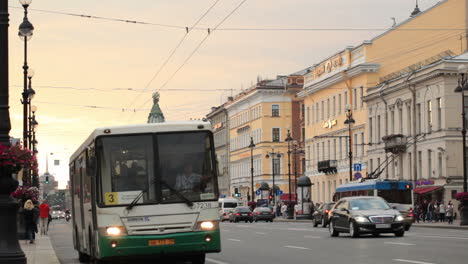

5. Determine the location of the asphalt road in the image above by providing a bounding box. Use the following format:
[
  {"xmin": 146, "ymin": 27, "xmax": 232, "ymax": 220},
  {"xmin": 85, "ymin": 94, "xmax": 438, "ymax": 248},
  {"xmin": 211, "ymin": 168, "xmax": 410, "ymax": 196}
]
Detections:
[{"xmin": 48, "ymin": 219, "xmax": 468, "ymax": 264}]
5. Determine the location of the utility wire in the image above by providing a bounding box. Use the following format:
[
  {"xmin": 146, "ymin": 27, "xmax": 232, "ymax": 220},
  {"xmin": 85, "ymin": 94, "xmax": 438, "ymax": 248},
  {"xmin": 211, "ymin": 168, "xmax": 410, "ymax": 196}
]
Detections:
[
  {"xmin": 10, "ymin": 5, "xmax": 468, "ymax": 32},
  {"xmin": 13, "ymin": 85, "xmax": 240, "ymax": 92},
  {"xmin": 124, "ymin": 0, "xmax": 222, "ymax": 111}
]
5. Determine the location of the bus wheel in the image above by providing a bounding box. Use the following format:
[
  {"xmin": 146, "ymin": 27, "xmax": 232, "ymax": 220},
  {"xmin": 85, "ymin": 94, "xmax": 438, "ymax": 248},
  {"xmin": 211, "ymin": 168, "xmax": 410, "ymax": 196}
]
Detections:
[{"xmin": 191, "ymin": 253, "xmax": 206, "ymax": 264}]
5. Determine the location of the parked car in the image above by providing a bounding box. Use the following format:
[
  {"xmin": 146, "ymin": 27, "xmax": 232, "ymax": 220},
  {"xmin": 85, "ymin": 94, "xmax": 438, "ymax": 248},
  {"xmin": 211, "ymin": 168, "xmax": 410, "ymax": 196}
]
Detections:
[
  {"xmin": 253, "ymin": 207, "xmax": 275, "ymax": 222},
  {"xmin": 219, "ymin": 198, "xmax": 239, "ymax": 222},
  {"xmin": 388, "ymin": 203, "xmax": 414, "ymax": 231},
  {"xmin": 328, "ymin": 196, "xmax": 406, "ymax": 238},
  {"xmin": 312, "ymin": 202, "xmax": 335, "ymax": 228},
  {"xmin": 229, "ymin": 206, "xmax": 254, "ymax": 223}
]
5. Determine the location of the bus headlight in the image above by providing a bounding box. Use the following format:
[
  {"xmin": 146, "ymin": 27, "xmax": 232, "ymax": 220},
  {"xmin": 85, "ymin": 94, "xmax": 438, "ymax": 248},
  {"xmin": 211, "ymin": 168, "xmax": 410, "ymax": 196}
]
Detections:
[
  {"xmin": 200, "ymin": 221, "xmax": 215, "ymax": 230},
  {"xmin": 395, "ymin": 215, "xmax": 404, "ymax": 222},
  {"xmin": 106, "ymin": 226, "xmax": 123, "ymax": 236},
  {"xmin": 354, "ymin": 216, "xmax": 370, "ymax": 223}
]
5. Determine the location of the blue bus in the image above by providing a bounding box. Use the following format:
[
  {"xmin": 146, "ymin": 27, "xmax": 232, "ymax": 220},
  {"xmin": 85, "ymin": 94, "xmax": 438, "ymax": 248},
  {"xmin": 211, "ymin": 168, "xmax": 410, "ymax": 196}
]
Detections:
[{"xmin": 334, "ymin": 180, "xmax": 414, "ymax": 209}]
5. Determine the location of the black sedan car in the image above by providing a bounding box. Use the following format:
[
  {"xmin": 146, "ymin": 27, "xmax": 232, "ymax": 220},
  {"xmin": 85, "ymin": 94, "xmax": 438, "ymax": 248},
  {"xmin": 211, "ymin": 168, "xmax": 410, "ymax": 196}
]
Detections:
[
  {"xmin": 328, "ymin": 196, "xmax": 405, "ymax": 238},
  {"xmin": 253, "ymin": 207, "xmax": 275, "ymax": 222},
  {"xmin": 229, "ymin": 206, "xmax": 254, "ymax": 223},
  {"xmin": 312, "ymin": 202, "xmax": 335, "ymax": 228}
]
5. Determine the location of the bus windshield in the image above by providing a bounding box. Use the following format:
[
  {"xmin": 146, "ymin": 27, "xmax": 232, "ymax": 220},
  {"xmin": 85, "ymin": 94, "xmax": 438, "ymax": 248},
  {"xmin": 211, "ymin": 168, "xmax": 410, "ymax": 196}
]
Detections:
[{"xmin": 97, "ymin": 131, "xmax": 217, "ymax": 206}]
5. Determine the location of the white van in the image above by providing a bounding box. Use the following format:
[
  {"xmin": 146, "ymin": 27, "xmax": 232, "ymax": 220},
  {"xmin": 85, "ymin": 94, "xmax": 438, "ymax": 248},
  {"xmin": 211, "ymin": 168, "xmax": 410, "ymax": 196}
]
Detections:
[{"xmin": 218, "ymin": 198, "xmax": 240, "ymax": 221}]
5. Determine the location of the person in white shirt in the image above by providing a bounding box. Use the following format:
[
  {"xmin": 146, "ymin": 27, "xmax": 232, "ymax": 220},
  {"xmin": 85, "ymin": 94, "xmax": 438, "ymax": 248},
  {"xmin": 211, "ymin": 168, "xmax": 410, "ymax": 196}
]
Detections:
[
  {"xmin": 175, "ymin": 162, "xmax": 201, "ymax": 192},
  {"xmin": 439, "ymin": 202, "xmax": 446, "ymax": 222}
]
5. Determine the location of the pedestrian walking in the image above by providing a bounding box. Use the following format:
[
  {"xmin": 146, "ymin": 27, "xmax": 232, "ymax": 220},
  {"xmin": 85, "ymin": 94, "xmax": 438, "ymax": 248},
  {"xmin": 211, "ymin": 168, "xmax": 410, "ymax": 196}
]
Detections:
[
  {"xmin": 427, "ymin": 201, "xmax": 435, "ymax": 223},
  {"xmin": 276, "ymin": 202, "xmax": 281, "ymax": 217},
  {"xmin": 434, "ymin": 202, "xmax": 440, "ymax": 222},
  {"xmin": 39, "ymin": 200, "xmax": 50, "ymax": 235},
  {"xmin": 281, "ymin": 203, "xmax": 287, "ymax": 219},
  {"xmin": 439, "ymin": 202, "xmax": 446, "ymax": 222},
  {"xmin": 422, "ymin": 200, "xmax": 428, "ymax": 222},
  {"xmin": 23, "ymin": 200, "xmax": 37, "ymax": 244},
  {"xmin": 446, "ymin": 201, "xmax": 454, "ymax": 224},
  {"xmin": 414, "ymin": 204, "xmax": 420, "ymax": 223}
]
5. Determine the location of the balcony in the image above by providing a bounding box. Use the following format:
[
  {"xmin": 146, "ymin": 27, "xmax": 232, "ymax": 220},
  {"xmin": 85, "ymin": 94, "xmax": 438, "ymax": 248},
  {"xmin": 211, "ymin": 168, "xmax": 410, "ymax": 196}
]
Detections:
[
  {"xmin": 317, "ymin": 160, "xmax": 338, "ymax": 174},
  {"xmin": 382, "ymin": 134, "xmax": 407, "ymax": 154}
]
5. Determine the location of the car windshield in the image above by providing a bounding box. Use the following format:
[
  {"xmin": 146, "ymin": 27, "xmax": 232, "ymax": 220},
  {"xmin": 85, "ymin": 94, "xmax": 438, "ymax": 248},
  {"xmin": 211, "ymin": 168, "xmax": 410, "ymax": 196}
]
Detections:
[
  {"xmin": 349, "ymin": 198, "xmax": 391, "ymax": 211},
  {"xmin": 224, "ymin": 202, "xmax": 238, "ymax": 208},
  {"xmin": 326, "ymin": 203, "xmax": 335, "ymax": 210},
  {"xmin": 236, "ymin": 207, "xmax": 251, "ymax": 212},
  {"xmin": 97, "ymin": 132, "xmax": 218, "ymax": 206}
]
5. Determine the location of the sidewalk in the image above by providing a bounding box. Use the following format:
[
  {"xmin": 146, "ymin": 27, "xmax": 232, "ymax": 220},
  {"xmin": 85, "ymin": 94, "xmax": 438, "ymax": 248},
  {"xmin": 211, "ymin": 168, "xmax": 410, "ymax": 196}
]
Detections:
[
  {"xmin": 273, "ymin": 218, "xmax": 468, "ymax": 230},
  {"xmin": 20, "ymin": 234, "xmax": 60, "ymax": 264}
]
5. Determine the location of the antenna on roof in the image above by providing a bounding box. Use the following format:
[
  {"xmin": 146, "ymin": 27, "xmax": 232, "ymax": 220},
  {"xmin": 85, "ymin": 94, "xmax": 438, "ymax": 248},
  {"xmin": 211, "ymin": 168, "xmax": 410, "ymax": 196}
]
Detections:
[
  {"xmin": 411, "ymin": 0, "xmax": 421, "ymax": 17},
  {"xmin": 391, "ymin": 17, "xmax": 396, "ymax": 27}
]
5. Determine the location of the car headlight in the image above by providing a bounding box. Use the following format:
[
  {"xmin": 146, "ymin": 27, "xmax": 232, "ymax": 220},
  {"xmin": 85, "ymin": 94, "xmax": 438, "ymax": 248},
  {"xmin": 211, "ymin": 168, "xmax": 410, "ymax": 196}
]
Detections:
[
  {"xmin": 395, "ymin": 215, "xmax": 404, "ymax": 222},
  {"xmin": 106, "ymin": 226, "xmax": 123, "ymax": 236},
  {"xmin": 200, "ymin": 221, "xmax": 215, "ymax": 230},
  {"xmin": 354, "ymin": 216, "xmax": 370, "ymax": 223}
]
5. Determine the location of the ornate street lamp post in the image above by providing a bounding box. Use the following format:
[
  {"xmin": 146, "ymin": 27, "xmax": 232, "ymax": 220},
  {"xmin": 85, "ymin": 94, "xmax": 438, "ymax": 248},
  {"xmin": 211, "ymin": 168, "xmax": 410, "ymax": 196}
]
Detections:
[
  {"xmin": 26, "ymin": 69, "xmax": 35, "ymax": 150},
  {"xmin": 0, "ymin": 1, "xmax": 27, "ymax": 263},
  {"xmin": 248, "ymin": 137, "xmax": 255, "ymax": 203},
  {"xmin": 285, "ymin": 130, "xmax": 294, "ymax": 219},
  {"xmin": 344, "ymin": 104, "xmax": 355, "ymax": 182},
  {"xmin": 265, "ymin": 149, "xmax": 281, "ymax": 206}
]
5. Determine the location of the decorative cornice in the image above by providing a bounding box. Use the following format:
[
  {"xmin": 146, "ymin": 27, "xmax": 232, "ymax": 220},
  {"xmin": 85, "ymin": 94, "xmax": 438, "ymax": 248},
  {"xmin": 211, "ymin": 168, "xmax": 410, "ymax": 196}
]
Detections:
[{"xmin": 298, "ymin": 63, "xmax": 380, "ymax": 98}]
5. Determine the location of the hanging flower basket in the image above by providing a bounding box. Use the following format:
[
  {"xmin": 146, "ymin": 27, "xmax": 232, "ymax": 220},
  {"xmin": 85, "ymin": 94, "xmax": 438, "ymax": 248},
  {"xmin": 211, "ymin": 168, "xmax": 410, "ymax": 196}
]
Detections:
[
  {"xmin": 456, "ymin": 192, "xmax": 468, "ymax": 201},
  {"xmin": 11, "ymin": 185, "xmax": 40, "ymax": 203},
  {"xmin": 0, "ymin": 144, "xmax": 38, "ymax": 175}
]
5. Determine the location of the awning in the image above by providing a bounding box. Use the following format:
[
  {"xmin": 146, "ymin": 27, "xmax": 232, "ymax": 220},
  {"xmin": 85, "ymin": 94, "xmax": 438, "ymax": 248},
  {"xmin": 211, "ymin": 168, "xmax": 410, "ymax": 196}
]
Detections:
[
  {"xmin": 279, "ymin": 194, "xmax": 296, "ymax": 201},
  {"xmin": 413, "ymin": 186, "xmax": 443, "ymax": 194}
]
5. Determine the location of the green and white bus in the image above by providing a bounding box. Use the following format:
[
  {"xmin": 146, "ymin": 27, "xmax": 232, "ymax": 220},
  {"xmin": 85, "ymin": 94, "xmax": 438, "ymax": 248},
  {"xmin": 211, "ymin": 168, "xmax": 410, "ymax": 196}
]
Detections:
[{"xmin": 69, "ymin": 121, "xmax": 221, "ymax": 263}]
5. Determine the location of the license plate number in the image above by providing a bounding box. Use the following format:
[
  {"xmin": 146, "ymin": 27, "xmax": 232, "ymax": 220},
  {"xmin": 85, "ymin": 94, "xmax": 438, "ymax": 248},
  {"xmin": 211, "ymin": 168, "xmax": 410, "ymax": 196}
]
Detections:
[
  {"xmin": 242, "ymin": 213, "xmax": 248, "ymax": 216},
  {"xmin": 375, "ymin": 224, "xmax": 391, "ymax": 229},
  {"xmin": 148, "ymin": 239, "xmax": 175, "ymax": 246}
]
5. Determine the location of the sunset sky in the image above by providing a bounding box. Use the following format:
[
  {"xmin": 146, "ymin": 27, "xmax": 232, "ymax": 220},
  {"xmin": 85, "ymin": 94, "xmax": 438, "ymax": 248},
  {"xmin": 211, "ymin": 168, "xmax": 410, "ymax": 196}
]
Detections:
[{"xmin": 6, "ymin": 0, "xmax": 438, "ymax": 188}]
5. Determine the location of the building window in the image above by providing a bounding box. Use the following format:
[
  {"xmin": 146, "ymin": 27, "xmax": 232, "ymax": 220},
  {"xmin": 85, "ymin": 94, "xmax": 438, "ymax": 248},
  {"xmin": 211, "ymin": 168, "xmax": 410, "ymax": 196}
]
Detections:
[
  {"xmin": 307, "ymin": 145, "xmax": 311, "ymax": 167},
  {"xmin": 344, "ymin": 91, "xmax": 348, "ymax": 109},
  {"xmin": 361, "ymin": 132, "xmax": 364, "ymax": 156},
  {"xmin": 327, "ymin": 98, "xmax": 330, "ymax": 118},
  {"xmin": 408, "ymin": 152, "xmax": 412, "ymax": 181},
  {"xmin": 339, "ymin": 138, "xmax": 343, "ymax": 160},
  {"xmin": 273, "ymin": 158, "xmax": 281, "ymax": 175},
  {"xmin": 333, "ymin": 139, "xmax": 337, "ymax": 160},
  {"xmin": 407, "ymin": 105, "xmax": 412, "ymax": 136},
  {"xmin": 272, "ymin": 128, "xmax": 280, "ymax": 142},
  {"xmin": 301, "ymin": 104, "xmax": 305, "ymax": 119},
  {"xmin": 353, "ymin": 88, "xmax": 357, "ymax": 110},
  {"xmin": 418, "ymin": 151, "xmax": 422, "ymax": 179},
  {"xmin": 417, "ymin": 104, "xmax": 421, "ymax": 134},
  {"xmin": 399, "ymin": 107, "xmax": 403, "ymax": 134},
  {"xmin": 427, "ymin": 100, "xmax": 432, "ymax": 133},
  {"xmin": 437, "ymin": 98, "xmax": 442, "ymax": 130},
  {"xmin": 316, "ymin": 102, "xmax": 319, "ymax": 122},
  {"xmin": 316, "ymin": 143, "xmax": 320, "ymax": 163},
  {"xmin": 360, "ymin": 86, "xmax": 364, "ymax": 108},
  {"xmin": 321, "ymin": 142, "xmax": 325, "ymax": 161},
  {"xmin": 327, "ymin": 140, "xmax": 330, "ymax": 160},
  {"xmin": 338, "ymin": 94, "xmax": 342, "ymax": 114},
  {"xmin": 377, "ymin": 158, "xmax": 381, "ymax": 174},
  {"xmin": 307, "ymin": 106, "xmax": 310, "ymax": 126},
  {"xmin": 317, "ymin": 182, "xmax": 320, "ymax": 202},
  {"xmin": 354, "ymin": 134, "xmax": 358, "ymax": 157},
  {"xmin": 310, "ymin": 106, "xmax": 314, "ymax": 124},
  {"xmin": 321, "ymin": 101, "xmax": 324, "ymax": 120},
  {"xmin": 333, "ymin": 96, "xmax": 336, "ymax": 116},
  {"xmin": 369, "ymin": 117, "xmax": 373, "ymax": 143},
  {"xmin": 369, "ymin": 159, "xmax": 373, "ymax": 173},
  {"xmin": 438, "ymin": 151, "xmax": 443, "ymax": 177},
  {"xmin": 428, "ymin": 150, "xmax": 432, "ymax": 178},
  {"xmin": 377, "ymin": 115, "xmax": 381, "ymax": 142},
  {"xmin": 390, "ymin": 110, "xmax": 395, "ymax": 134},
  {"xmin": 272, "ymin": 104, "xmax": 280, "ymax": 117}
]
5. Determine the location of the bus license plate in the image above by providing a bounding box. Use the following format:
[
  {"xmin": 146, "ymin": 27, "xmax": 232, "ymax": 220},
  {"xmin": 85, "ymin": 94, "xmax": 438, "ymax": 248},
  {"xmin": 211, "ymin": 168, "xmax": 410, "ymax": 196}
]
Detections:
[
  {"xmin": 148, "ymin": 239, "xmax": 175, "ymax": 246},
  {"xmin": 375, "ymin": 224, "xmax": 390, "ymax": 229}
]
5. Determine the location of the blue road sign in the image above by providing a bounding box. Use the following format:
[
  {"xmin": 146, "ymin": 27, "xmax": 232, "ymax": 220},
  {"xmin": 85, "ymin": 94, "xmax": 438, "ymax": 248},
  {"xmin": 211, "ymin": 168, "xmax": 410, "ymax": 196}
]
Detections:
[
  {"xmin": 255, "ymin": 190, "xmax": 261, "ymax": 195},
  {"xmin": 277, "ymin": 190, "xmax": 283, "ymax": 195},
  {"xmin": 220, "ymin": 195, "xmax": 227, "ymax": 198},
  {"xmin": 354, "ymin": 172, "xmax": 362, "ymax": 180},
  {"xmin": 353, "ymin": 163, "xmax": 362, "ymax": 172}
]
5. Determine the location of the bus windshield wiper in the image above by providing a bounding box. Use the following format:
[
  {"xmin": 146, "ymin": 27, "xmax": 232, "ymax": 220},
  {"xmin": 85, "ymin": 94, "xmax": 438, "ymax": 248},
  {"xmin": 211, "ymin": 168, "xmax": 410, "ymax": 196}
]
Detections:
[
  {"xmin": 126, "ymin": 178, "xmax": 194, "ymax": 211},
  {"xmin": 160, "ymin": 179, "xmax": 194, "ymax": 207},
  {"xmin": 126, "ymin": 177, "xmax": 157, "ymax": 211}
]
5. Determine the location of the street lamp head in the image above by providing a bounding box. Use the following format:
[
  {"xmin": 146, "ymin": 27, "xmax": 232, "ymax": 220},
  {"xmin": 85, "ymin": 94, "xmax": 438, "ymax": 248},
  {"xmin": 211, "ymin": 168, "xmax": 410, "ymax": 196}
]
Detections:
[
  {"xmin": 458, "ymin": 64, "xmax": 468, "ymax": 75},
  {"xmin": 27, "ymin": 87, "xmax": 35, "ymax": 99},
  {"xmin": 265, "ymin": 153, "xmax": 270, "ymax": 159},
  {"xmin": 30, "ymin": 118, "xmax": 38, "ymax": 127},
  {"xmin": 18, "ymin": 32, "xmax": 32, "ymax": 41},
  {"xmin": 31, "ymin": 105, "xmax": 37, "ymax": 113},
  {"xmin": 344, "ymin": 117, "xmax": 356, "ymax": 125},
  {"xmin": 249, "ymin": 137, "xmax": 256, "ymax": 148},
  {"xmin": 345, "ymin": 104, "xmax": 352, "ymax": 112},
  {"xmin": 276, "ymin": 153, "xmax": 281, "ymax": 158},
  {"xmin": 19, "ymin": 18, "xmax": 34, "ymax": 38},
  {"xmin": 19, "ymin": 0, "xmax": 32, "ymax": 7},
  {"xmin": 27, "ymin": 68, "xmax": 35, "ymax": 78}
]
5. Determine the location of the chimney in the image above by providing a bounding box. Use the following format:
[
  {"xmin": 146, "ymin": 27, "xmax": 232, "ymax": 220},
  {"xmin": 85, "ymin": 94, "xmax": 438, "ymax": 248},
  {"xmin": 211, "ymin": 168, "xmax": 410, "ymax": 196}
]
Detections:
[
  {"xmin": 228, "ymin": 96, "xmax": 234, "ymax": 102},
  {"xmin": 211, "ymin": 107, "xmax": 217, "ymax": 112}
]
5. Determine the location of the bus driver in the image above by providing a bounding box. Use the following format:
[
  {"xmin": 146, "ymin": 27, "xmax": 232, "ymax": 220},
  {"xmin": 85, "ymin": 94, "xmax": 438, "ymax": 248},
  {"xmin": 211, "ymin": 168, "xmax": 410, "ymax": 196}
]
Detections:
[{"xmin": 175, "ymin": 162, "xmax": 201, "ymax": 192}]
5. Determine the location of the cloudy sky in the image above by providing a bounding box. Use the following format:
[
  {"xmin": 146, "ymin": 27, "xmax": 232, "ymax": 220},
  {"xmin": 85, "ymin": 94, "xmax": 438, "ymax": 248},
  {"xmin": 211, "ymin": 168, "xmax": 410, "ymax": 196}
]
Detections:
[{"xmin": 6, "ymin": 0, "xmax": 439, "ymax": 188}]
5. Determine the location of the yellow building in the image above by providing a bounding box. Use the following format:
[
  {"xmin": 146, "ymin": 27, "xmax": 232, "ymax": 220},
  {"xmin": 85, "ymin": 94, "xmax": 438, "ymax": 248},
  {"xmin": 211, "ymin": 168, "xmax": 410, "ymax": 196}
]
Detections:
[
  {"xmin": 226, "ymin": 76, "xmax": 303, "ymax": 204},
  {"xmin": 299, "ymin": 0, "xmax": 468, "ymax": 203}
]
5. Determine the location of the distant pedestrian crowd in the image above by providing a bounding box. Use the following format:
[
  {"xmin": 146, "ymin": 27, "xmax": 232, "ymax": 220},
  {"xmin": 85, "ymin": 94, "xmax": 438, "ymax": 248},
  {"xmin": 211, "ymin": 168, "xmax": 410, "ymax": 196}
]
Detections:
[{"xmin": 413, "ymin": 199, "xmax": 455, "ymax": 224}]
